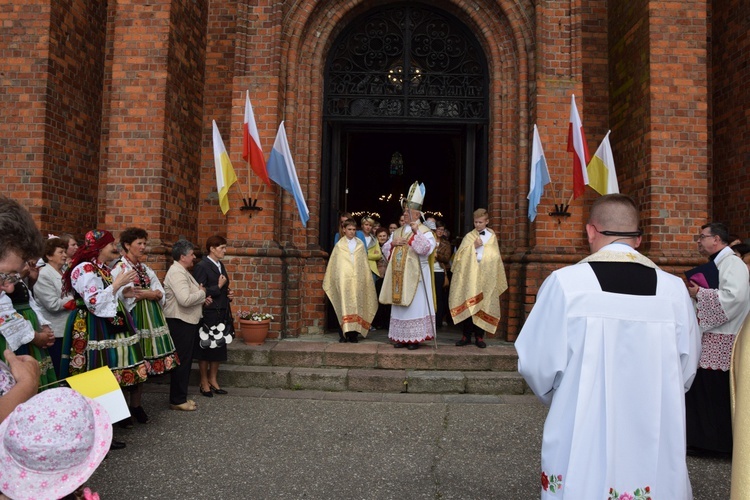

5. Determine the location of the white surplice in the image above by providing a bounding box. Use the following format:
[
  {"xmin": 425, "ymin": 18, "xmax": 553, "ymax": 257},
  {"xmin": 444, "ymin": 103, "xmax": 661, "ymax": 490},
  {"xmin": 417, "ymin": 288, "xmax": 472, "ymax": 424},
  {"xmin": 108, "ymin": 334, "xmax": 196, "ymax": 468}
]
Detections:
[
  {"xmin": 516, "ymin": 244, "xmax": 701, "ymax": 499},
  {"xmin": 382, "ymin": 226, "xmax": 436, "ymax": 343}
]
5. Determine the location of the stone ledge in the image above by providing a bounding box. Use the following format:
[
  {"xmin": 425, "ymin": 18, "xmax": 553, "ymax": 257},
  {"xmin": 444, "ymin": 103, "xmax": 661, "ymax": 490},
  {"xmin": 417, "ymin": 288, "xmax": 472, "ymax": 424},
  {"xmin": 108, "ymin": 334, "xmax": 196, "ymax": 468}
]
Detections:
[
  {"xmin": 289, "ymin": 367, "xmax": 348, "ymax": 392},
  {"xmin": 347, "ymin": 368, "xmax": 408, "ymax": 393},
  {"xmin": 406, "ymin": 370, "xmax": 465, "ymax": 393}
]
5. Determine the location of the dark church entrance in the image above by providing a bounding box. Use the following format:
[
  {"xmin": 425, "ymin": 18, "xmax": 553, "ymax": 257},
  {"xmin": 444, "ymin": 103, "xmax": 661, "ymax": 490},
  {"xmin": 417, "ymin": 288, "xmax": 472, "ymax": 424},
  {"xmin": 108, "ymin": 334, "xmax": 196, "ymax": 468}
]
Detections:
[
  {"xmin": 320, "ymin": 3, "xmax": 489, "ymax": 248},
  {"xmin": 334, "ymin": 125, "xmax": 486, "ymax": 239}
]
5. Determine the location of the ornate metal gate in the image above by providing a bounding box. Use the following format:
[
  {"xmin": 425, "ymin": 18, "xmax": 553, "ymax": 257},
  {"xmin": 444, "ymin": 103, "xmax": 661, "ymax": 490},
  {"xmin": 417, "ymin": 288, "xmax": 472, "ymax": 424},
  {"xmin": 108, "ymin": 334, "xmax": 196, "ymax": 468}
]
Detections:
[{"xmin": 324, "ymin": 3, "xmax": 488, "ymax": 123}]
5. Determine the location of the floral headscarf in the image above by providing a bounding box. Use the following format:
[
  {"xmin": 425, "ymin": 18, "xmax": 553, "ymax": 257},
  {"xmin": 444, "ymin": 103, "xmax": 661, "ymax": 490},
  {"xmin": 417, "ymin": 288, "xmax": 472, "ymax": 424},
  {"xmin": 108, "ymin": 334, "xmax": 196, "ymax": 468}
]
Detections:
[{"xmin": 61, "ymin": 229, "xmax": 114, "ymax": 294}]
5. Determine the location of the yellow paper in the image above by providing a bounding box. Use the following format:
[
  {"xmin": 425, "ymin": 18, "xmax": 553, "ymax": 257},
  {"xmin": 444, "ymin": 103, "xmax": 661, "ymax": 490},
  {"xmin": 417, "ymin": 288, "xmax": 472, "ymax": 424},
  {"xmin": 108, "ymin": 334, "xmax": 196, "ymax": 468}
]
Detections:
[{"xmin": 66, "ymin": 366, "xmax": 120, "ymax": 399}]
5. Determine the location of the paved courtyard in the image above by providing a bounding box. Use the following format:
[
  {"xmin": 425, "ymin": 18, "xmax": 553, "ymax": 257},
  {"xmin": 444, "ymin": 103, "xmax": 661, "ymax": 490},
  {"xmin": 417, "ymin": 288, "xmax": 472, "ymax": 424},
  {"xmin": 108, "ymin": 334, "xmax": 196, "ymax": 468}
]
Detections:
[{"xmin": 86, "ymin": 386, "xmax": 731, "ymax": 499}]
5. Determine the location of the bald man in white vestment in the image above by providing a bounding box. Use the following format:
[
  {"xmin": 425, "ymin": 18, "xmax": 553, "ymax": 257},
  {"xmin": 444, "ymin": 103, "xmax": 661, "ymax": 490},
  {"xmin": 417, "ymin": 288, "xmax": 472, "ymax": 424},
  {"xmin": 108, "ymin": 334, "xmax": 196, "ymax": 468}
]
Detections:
[{"xmin": 516, "ymin": 194, "xmax": 701, "ymax": 499}]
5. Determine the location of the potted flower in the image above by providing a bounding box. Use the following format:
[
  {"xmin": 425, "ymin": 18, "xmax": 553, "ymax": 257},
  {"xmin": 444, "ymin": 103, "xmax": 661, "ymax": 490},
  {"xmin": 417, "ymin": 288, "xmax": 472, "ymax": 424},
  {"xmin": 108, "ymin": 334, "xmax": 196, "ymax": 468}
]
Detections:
[{"xmin": 236, "ymin": 310, "xmax": 274, "ymax": 345}]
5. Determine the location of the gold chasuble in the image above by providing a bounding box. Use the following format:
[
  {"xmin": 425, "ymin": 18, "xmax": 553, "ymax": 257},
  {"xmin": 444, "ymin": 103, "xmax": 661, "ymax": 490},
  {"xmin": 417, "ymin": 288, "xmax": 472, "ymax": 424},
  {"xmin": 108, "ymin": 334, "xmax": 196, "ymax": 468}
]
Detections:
[
  {"xmin": 731, "ymin": 315, "xmax": 750, "ymax": 498},
  {"xmin": 379, "ymin": 224, "xmax": 436, "ymax": 307},
  {"xmin": 323, "ymin": 237, "xmax": 378, "ymax": 336},
  {"xmin": 448, "ymin": 229, "xmax": 508, "ymax": 333}
]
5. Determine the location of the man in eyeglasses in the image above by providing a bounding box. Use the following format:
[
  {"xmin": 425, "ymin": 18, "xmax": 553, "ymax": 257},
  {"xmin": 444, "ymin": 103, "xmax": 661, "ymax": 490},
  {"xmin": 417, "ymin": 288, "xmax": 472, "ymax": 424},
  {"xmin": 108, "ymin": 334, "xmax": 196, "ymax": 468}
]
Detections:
[
  {"xmin": 516, "ymin": 194, "xmax": 700, "ymax": 499},
  {"xmin": 0, "ymin": 196, "xmax": 45, "ymax": 420},
  {"xmin": 685, "ymin": 222, "xmax": 750, "ymax": 457}
]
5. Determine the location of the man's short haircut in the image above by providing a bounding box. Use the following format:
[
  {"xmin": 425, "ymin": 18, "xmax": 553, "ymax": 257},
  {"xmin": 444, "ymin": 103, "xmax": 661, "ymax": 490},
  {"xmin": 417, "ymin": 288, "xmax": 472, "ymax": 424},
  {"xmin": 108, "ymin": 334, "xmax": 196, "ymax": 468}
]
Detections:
[
  {"xmin": 171, "ymin": 239, "xmax": 194, "ymax": 261},
  {"xmin": 119, "ymin": 227, "xmax": 149, "ymax": 249},
  {"xmin": 342, "ymin": 218, "xmax": 357, "ymax": 229},
  {"xmin": 702, "ymin": 222, "xmax": 730, "ymax": 244},
  {"xmin": 43, "ymin": 237, "xmax": 67, "ymax": 262},
  {"xmin": 0, "ymin": 196, "xmax": 44, "ymax": 261},
  {"xmin": 205, "ymin": 235, "xmax": 227, "ymax": 253},
  {"xmin": 588, "ymin": 194, "xmax": 640, "ymax": 231},
  {"xmin": 473, "ymin": 208, "xmax": 488, "ymax": 219}
]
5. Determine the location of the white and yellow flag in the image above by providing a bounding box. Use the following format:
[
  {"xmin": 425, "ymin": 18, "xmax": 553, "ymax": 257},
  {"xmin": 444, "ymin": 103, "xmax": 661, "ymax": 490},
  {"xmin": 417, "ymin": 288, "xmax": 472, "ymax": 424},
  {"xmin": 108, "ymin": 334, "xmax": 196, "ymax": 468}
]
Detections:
[
  {"xmin": 586, "ymin": 130, "xmax": 619, "ymax": 195},
  {"xmin": 66, "ymin": 367, "xmax": 129, "ymax": 424},
  {"xmin": 212, "ymin": 120, "xmax": 238, "ymax": 214}
]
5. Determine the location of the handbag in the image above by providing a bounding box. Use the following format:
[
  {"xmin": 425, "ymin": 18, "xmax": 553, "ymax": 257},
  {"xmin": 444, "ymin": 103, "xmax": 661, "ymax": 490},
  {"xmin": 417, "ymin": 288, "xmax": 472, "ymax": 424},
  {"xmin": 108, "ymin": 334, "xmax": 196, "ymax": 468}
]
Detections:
[{"xmin": 198, "ymin": 306, "xmax": 234, "ymax": 349}]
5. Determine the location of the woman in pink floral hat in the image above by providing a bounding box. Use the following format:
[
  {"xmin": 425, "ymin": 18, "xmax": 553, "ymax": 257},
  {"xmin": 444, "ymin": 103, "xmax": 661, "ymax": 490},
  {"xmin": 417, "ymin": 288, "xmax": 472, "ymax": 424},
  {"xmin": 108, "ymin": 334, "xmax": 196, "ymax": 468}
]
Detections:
[
  {"xmin": 59, "ymin": 229, "xmax": 146, "ymax": 449},
  {"xmin": 0, "ymin": 387, "xmax": 110, "ymax": 500}
]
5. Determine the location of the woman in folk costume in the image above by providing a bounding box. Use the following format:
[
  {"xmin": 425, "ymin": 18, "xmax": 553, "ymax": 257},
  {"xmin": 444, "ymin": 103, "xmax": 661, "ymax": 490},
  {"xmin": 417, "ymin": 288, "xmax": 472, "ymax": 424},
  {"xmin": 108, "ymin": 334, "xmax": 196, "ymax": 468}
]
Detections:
[
  {"xmin": 449, "ymin": 208, "xmax": 508, "ymax": 348},
  {"xmin": 323, "ymin": 218, "xmax": 379, "ymax": 343},
  {"xmin": 379, "ymin": 182, "xmax": 437, "ymax": 350},
  {"xmin": 5, "ymin": 261, "xmax": 57, "ymax": 390},
  {"xmin": 60, "ymin": 230, "xmax": 147, "ymax": 415},
  {"xmin": 112, "ymin": 227, "xmax": 179, "ymax": 425}
]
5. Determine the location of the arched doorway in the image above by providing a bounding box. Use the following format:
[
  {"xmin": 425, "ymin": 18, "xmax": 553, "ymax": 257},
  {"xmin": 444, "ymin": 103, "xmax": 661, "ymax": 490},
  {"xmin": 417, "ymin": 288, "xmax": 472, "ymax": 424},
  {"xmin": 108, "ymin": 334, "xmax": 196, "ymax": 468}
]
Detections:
[{"xmin": 321, "ymin": 2, "xmax": 489, "ymax": 248}]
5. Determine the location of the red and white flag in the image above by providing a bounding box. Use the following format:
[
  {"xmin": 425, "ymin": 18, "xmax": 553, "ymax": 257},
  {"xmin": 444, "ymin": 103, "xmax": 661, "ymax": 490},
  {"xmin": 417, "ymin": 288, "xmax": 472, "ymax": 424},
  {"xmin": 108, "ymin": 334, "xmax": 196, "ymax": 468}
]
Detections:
[
  {"xmin": 242, "ymin": 91, "xmax": 270, "ymax": 186},
  {"xmin": 567, "ymin": 94, "xmax": 590, "ymax": 199}
]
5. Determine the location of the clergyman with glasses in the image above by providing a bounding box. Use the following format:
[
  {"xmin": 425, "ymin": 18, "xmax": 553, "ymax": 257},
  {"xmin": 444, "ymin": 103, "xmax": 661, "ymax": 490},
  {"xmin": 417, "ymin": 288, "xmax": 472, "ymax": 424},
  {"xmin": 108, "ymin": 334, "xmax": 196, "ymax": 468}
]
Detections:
[{"xmin": 685, "ymin": 222, "xmax": 750, "ymax": 457}]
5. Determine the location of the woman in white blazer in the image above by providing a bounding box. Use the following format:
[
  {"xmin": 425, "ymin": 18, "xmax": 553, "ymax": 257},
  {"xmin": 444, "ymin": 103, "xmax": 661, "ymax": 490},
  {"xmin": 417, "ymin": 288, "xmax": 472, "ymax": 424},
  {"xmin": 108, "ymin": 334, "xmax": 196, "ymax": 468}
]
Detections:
[
  {"xmin": 33, "ymin": 238, "xmax": 74, "ymax": 378},
  {"xmin": 163, "ymin": 240, "xmax": 207, "ymax": 411}
]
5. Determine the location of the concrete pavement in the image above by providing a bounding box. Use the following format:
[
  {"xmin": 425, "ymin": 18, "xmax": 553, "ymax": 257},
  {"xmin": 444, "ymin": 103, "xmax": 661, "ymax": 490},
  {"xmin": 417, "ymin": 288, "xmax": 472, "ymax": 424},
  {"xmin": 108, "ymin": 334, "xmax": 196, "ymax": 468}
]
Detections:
[{"xmin": 86, "ymin": 386, "xmax": 731, "ymax": 499}]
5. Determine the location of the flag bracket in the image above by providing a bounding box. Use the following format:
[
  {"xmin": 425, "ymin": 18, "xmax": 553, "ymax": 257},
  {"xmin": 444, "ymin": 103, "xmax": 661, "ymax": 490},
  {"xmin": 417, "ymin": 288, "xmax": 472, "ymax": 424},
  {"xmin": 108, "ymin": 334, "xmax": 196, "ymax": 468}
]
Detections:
[
  {"xmin": 240, "ymin": 198, "xmax": 263, "ymax": 216},
  {"xmin": 549, "ymin": 204, "xmax": 571, "ymax": 223}
]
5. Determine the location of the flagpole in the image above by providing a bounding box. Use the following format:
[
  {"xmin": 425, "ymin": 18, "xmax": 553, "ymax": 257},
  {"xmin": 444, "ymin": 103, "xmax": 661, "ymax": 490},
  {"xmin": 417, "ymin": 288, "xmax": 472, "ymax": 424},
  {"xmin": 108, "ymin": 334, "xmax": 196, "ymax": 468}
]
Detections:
[
  {"xmin": 251, "ymin": 157, "xmax": 263, "ymax": 207},
  {"xmin": 251, "ymin": 154, "xmax": 253, "ymax": 206}
]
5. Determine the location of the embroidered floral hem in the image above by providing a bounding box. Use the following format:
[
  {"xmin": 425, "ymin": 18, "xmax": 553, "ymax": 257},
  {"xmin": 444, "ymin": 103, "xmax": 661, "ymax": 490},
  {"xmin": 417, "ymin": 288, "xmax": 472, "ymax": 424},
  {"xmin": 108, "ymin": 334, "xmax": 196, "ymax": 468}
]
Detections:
[
  {"xmin": 541, "ymin": 471, "xmax": 563, "ymax": 493},
  {"xmin": 608, "ymin": 485, "xmax": 652, "ymax": 500},
  {"xmin": 144, "ymin": 351, "xmax": 179, "ymax": 376}
]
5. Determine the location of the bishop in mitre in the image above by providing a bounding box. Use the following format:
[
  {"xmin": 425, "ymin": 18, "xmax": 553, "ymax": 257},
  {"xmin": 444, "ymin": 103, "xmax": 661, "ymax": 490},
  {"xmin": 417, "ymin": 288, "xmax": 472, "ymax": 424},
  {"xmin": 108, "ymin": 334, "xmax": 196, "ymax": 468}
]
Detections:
[
  {"xmin": 323, "ymin": 218, "xmax": 378, "ymax": 343},
  {"xmin": 379, "ymin": 182, "xmax": 437, "ymax": 350},
  {"xmin": 449, "ymin": 208, "xmax": 508, "ymax": 347}
]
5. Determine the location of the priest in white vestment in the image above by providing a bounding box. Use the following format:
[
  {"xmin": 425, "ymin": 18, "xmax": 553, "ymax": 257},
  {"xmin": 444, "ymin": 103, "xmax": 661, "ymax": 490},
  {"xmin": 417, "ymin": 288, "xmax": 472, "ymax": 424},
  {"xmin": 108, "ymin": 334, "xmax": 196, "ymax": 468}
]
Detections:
[
  {"xmin": 516, "ymin": 194, "xmax": 701, "ymax": 499},
  {"xmin": 686, "ymin": 222, "xmax": 750, "ymax": 456},
  {"xmin": 379, "ymin": 182, "xmax": 436, "ymax": 350}
]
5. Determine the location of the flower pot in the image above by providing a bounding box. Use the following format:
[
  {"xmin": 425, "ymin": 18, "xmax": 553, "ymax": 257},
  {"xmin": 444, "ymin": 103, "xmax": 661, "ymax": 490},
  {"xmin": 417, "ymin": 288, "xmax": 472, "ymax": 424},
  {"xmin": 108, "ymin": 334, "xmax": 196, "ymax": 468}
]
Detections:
[{"xmin": 238, "ymin": 319, "xmax": 270, "ymax": 345}]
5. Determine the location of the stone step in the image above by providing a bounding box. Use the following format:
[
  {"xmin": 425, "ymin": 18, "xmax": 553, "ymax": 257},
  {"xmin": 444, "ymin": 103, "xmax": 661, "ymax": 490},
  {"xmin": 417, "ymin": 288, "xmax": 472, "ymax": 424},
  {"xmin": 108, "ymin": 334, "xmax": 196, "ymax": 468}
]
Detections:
[
  {"xmin": 225, "ymin": 340, "xmax": 519, "ymax": 372},
  {"xmin": 188, "ymin": 364, "xmax": 528, "ymax": 395},
  {"xmin": 180, "ymin": 331, "xmax": 527, "ymax": 395}
]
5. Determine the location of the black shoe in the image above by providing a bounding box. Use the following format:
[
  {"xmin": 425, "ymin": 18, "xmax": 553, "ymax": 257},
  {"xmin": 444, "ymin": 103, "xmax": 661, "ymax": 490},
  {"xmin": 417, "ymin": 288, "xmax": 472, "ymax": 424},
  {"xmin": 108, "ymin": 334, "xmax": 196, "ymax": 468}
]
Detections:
[
  {"xmin": 199, "ymin": 386, "xmax": 213, "ymax": 398},
  {"xmin": 210, "ymin": 384, "xmax": 228, "ymax": 395},
  {"xmin": 130, "ymin": 405, "xmax": 150, "ymax": 424},
  {"xmin": 393, "ymin": 342, "xmax": 406, "ymax": 348},
  {"xmin": 347, "ymin": 332, "xmax": 359, "ymax": 343},
  {"xmin": 406, "ymin": 343, "xmax": 419, "ymax": 350},
  {"xmin": 110, "ymin": 440, "xmax": 126, "ymax": 450},
  {"xmin": 117, "ymin": 417, "xmax": 134, "ymax": 429},
  {"xmin": 455, "ymin": 336, "xmax": 472, "ymax": 347},
  {"xmin": 475, "ymin": 338, "xmax": 487, "ymax": 349}
]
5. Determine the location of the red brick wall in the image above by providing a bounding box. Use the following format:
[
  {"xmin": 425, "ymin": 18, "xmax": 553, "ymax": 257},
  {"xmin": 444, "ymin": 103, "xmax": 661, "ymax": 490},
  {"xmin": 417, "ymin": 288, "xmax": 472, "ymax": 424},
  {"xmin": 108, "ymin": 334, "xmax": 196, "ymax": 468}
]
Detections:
[
  {"xmin": 712, "ymin": 0, "xmax": 750, "ymax": 238},
  {"xmin": 609, "ymin": 0, "xmax": 710, "ymax": 258},
  {"xmin": 1, "ymin": 0, "xmax": 741, "ymax": 341},
  {"xmin": 0, "ymin": 0, "xmax": 106, "ymax": 234},
  {"xmin": 609, "ymin": 0, "xmax": 653, "ymax": 222}
]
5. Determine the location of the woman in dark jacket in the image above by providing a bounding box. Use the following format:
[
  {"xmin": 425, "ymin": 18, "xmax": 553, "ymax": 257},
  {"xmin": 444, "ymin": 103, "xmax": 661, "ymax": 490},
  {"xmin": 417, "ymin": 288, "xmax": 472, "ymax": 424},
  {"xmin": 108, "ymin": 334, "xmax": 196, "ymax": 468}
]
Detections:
[{"xmin": 192, "ymin": 235, "xmax": 233, "ymax": 397}]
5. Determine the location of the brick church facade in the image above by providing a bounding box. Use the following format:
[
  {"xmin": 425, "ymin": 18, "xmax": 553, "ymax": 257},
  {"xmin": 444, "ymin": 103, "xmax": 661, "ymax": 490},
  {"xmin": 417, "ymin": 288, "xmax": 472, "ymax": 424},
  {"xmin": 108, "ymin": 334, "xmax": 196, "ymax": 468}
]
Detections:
[{"xmin": 2, "ymin": 0, "xmax": 748, "ymax": 340}]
